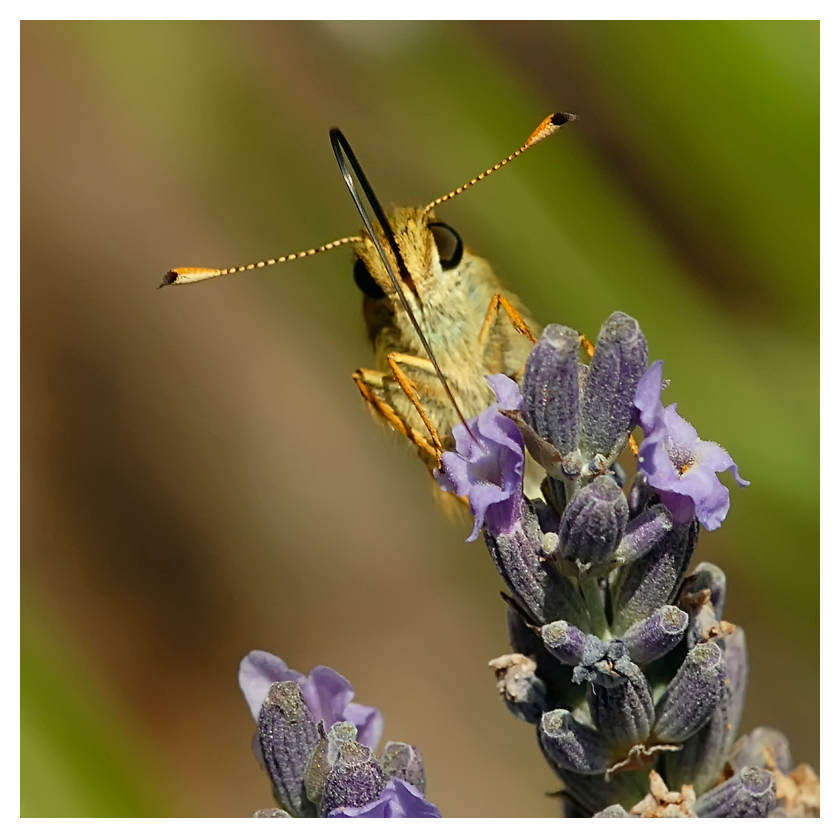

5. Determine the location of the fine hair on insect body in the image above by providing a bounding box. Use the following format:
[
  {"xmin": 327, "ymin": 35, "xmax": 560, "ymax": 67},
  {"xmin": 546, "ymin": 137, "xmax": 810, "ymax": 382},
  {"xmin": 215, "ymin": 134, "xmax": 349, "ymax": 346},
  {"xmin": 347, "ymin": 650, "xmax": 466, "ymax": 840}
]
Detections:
[{"xmin": 162, "ymin": 113, "xmax": 578, "ymax": 474}]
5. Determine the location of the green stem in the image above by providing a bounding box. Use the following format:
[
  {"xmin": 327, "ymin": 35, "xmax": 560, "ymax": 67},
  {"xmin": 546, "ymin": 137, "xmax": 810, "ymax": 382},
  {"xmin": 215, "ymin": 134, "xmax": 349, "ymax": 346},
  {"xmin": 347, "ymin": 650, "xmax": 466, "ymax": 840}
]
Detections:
[{"xmin": 579, "ymin": 578, "xmax": 609, "ymax": 638}]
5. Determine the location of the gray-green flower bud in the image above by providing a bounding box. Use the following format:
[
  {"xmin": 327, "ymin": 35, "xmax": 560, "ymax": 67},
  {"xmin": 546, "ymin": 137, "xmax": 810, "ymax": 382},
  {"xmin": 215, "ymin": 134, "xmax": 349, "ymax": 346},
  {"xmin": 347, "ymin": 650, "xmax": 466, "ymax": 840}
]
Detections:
[
  {"xmin": 539, "ymin": 709, "xmax": 611, "ymax": 775},
  {"xmin": 579, "ymin": 312, "xmax": 648, "ymax": 467},
  {"xmin": 257, "ymin": 681, "xmax": 319, "ymax": 817},
  {"xmin": 654, "ymin": 642, "xmax": 726, "ymax": 743},
  {"xmin": 380, "ymin": 742, "xmax": 426, "ymax": 794},
  {"xmin": 557, "ymin": 475, "xmax": 629, "ymax": 570},
  {"xmin": 694, "ymin": 767, "xmax": 776, "ymax": 818}
]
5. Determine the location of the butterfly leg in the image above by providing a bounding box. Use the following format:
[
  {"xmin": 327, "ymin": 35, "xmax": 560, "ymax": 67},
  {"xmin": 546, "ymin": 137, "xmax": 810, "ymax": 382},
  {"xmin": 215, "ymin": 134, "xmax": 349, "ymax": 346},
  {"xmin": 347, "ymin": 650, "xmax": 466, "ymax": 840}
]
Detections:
[
  {"xmin": 478, "ymin": 293, "xmax": 538, "ymax": 350},
  {"xmin": 353, "ymin": 367, "xmax": 440, "ymax": 464},
  {"xmin": 385, "ymin": 353, "xmax": 445, "ymax": 460}
]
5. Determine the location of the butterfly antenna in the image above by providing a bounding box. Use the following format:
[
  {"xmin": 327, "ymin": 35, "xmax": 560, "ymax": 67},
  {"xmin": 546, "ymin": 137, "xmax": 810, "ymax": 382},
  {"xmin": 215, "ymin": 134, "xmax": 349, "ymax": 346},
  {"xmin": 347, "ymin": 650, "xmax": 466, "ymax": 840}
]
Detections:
[
  {"xmin": 160, "ymin": 235, "xmax": 363, "ymax": 288},
  {"xmin": 424, "ymin": 112, "xmax": 578, "ymax": 213}
]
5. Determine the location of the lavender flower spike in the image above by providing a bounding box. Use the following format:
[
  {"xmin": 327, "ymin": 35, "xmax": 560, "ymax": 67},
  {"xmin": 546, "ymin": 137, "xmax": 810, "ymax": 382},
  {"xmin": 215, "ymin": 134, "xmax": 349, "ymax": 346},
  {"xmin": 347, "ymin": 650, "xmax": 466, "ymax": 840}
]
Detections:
[
  {"xmin": 239, "ymin": 650, "xmax": 383, "ymax": 750},
  {"xmin": 634, "ymin": 360, "xmax": 749, "ymax": 530},
  {"xmin": 241, "ymin": 653, "xmax": 441, "ymax": 818},
  {"xmin": 436, "ymin": 374, "xmax": 526, "ymax": 540}
]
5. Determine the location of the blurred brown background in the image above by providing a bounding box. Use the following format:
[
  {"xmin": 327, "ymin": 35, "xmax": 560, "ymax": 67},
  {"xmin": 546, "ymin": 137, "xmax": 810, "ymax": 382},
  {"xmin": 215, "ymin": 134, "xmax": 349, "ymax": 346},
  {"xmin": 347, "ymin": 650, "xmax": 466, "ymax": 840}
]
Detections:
[{"xmin": 21, "ymin": 21, "xmax": 818, "ymax": 817}]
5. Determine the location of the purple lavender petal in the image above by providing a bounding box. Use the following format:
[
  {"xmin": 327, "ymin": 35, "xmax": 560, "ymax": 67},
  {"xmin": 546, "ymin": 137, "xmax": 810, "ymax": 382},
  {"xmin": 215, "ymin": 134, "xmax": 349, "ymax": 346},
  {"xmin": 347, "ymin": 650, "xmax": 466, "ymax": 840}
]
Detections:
[
  {"xmin": 239, "ymin": 652, "xmax": 382, "ymax": 751},
  {"xmin": 656, "ymin": 490, "xmax": 697, "ymax": 526},
  {"xmin": 694, "ymin": 439, "xmax": 750, "ymax": 487},
  {"xmin": 634, "ymin": 360, "xmax": 665, "ymax": 431},
  {"xmin": 634, "ymin": 363, "xmax": 748, "ymax": 531},
  {"xmin": 328, "ymin": 779, "xmax": 441, "ymax": 818},
  {"xmin": 487, "ymin": 373, "xmax": 525, "ymax": 412},
  {"xmin": 304, "ymin": 666, "xmax": 355, "ymax": 728},
  {"xmin": 660, "ymin": 403, "xmax": 699, "ymax": 447},
  {"xmin": 239, "ymin": 651, "xmax": 303, "ymax": 722},
  {"xmin": 674, "ymin": 467, "xmax": 731, "ymax": 530},
  {"xmin": 343, "ymin": 703, "xmax": 384, "ymax": 752},
  {"xmin": 436, "ymin": 375, "xmax": 526, "ymax": 542},
  {"xmin": 437, "ymin": 449, "xmax": 471, "ymax": 496}
]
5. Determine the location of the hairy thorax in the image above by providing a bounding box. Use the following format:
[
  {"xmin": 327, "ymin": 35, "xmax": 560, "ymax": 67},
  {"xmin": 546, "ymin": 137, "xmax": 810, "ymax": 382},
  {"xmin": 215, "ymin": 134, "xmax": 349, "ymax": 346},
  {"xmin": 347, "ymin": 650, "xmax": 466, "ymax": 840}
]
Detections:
[{"xmin": 354, "ymin": 207, "xmax": 537, "ymax": 451}]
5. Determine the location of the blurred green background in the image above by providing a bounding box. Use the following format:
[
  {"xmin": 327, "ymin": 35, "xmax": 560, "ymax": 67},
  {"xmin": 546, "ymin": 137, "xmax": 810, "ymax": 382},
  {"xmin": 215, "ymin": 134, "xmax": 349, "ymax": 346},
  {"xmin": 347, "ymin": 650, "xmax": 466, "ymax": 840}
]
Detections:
[{"xmin": 21, "ymin": 21, "xmax": 818, "ymax": 817}]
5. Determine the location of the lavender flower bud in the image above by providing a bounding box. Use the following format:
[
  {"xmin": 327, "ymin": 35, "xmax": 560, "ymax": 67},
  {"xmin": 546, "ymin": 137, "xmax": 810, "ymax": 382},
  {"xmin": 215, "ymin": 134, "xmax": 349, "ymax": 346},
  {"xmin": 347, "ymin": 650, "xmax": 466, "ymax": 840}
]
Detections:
[
  {"xmin": 611, "ymin": 519, "xmax": 699, "ymax": 636},
  {"xmin": 664, "ymin": 625, "xmax": 749, "ymax": 795},
  {"xmin": 539, "ymin": 709, "xmax": 612, "ymax": 775},
  {"xmin": 663, "ymin": 704, "xmax": 729, "ymax": 797},
  {"xmin": 303, "ymin": 723, "xmax": 329, "ymax": 806},
  {"xmin": 557, "ymin": 476, "xmax": 629, "ymax": 569},
  {"xmin": 622, "ymin": 606, "xmax": 689, "ymax": 665},
  {"xmin": 320, "ymin": 740, "xmax": 386, "ymax": 817},
  {"xmin": 679, "ymin": 563, "xmax": 730, "ymax": 648},
  {"xmin": 627, "ymin": 472, "xmax": 656, "ymax": 517},
  {"xmin": 305, "ymin": 721, "xmax": 358, "ymax": 807},
  {"xmin": 683, "ymin": 594, "xmax": 724, "ymax": 649},
  {"xmin": 541, "ymin": 620, "xmax": 587, "ymax": 665},
  {"xmin": 683, "ymin": 562, "xmax": 727, "ymax": 619},
  {"xmin": 654, "ymin": 642, "xmax": 727, "ymax": 743},
  {"xmin": 722, "ymin": 628, "xmax": 748, "ymax": 754},
  {"xmin": 579, "ymin": 312, "xmax": 648, "ymax": 466},
  {"xmin": 325, "ymin": 721, "xmax": 359, "ymax": 764},
  {"xmin": 729, "ymin": 727, "xmax": 792, "ymax": 775},
  {"xmin": 555, "ymin": 767, "xmax": 650, "ymax": 817},
  {"xmin": 484, "ymin": 498, "xmax": 588, "ymax": 626},
  {"xmin": 573, "ymin": 640, "xmax": 654, "ymax": 748},
  {"xmin": 489, "ymin": 654, "xmax": 548, "ymax": 724},
  {"xmin": 522, "ymin": 324, "xmax": 581, "ymax": 457},
  {"xmin": 380, "ymin": 742, "xmax": 426, "ymax": 795},
  {"xmin": 612, "ymin": 504, "xmax": 672, "ymax": 566},
  {"xmin": 258, "ymin": 681, "xmax": 319, "ymax": 817},
  {"xmin": 694, "ymin": 766, "xmax": 776, "ymax": 818}
]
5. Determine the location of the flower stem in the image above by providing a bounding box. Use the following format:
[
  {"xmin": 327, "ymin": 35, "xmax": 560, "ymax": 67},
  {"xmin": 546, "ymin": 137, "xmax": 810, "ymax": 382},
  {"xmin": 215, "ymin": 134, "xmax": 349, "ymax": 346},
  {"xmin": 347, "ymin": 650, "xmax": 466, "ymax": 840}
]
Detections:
[{"xmin": 579, "ymin": 578, "xmax": 608, "ymax": 638}]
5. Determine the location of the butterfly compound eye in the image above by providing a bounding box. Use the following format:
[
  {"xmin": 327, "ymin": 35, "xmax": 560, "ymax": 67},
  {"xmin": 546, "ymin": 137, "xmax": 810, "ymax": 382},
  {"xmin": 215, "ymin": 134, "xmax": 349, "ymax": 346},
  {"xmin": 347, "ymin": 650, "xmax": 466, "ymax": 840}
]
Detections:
[
  {"xmin": 353, "ymin": 258, "xmax": 387, "ymax": 299},
  {"xmin": 429, "ymin": 222, "xmax": 463, "ymax": 270}
]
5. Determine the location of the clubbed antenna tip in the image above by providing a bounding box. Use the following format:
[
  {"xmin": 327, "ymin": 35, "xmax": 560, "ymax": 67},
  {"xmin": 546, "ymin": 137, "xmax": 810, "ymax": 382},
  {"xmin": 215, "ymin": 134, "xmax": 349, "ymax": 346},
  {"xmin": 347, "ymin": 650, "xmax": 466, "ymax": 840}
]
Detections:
[{"xmin": 424, "ymin": 111, "xmax": 579, "ymax": 213}]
